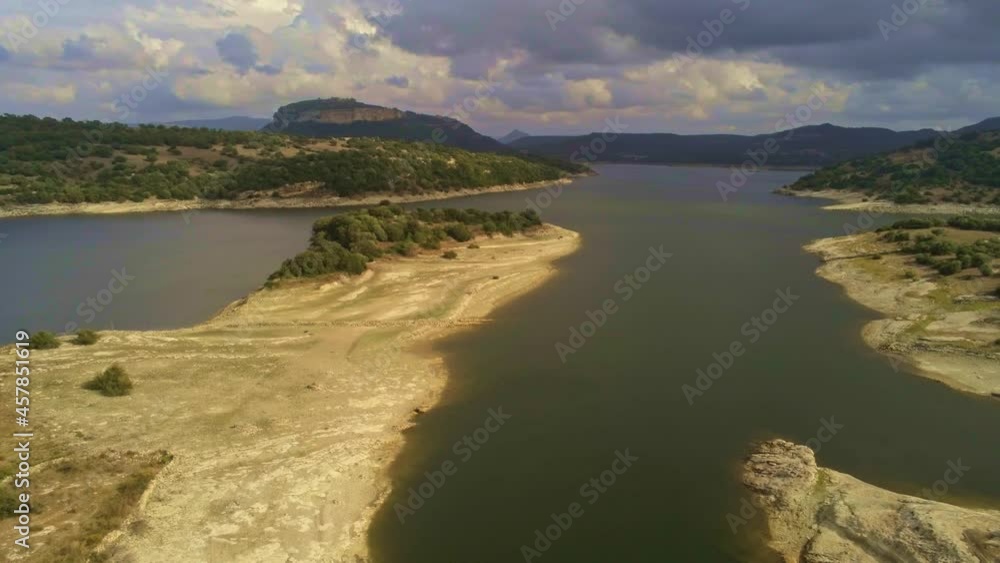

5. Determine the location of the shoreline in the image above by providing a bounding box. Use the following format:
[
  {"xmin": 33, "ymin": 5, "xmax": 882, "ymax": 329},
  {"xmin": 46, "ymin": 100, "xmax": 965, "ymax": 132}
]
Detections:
[
  {"xmin": 778, "ymin": 187, "xmax": 1000, "ymax": 216},
  {"xmin": 0, "ymin": 178, "xmax": 575, "ymax": 219},
  {"xmin": 0, "ymin": 225, "xmax": 581, "ymax": 562},
  {"xmin": 804, "ymin": 232, "xmax": 999, "ymax": 398},
  {"xmin": 742, "ymin": 439, "xmax": 1000, "ymax": 562}
]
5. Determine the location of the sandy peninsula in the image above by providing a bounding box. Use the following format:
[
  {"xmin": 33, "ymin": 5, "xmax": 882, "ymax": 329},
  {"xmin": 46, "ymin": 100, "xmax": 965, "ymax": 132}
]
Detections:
[
  {"xmin": 804, "ymin": 231, "xmax": 1000, "ymax": 398},
  {"xmin": 742, "ymin": 439, "xmax": 1000, "ymax": 562},
  {"xmin": 778, "ymin": 187, "xmax": 1000, "ymax": 216},
  {"xmin": 0, "ymin": 224, "xmax": 580, "ymax": 562},
  {"xmin": 0, "ymin": 178, "xmax": 573, "ymax": 219}
]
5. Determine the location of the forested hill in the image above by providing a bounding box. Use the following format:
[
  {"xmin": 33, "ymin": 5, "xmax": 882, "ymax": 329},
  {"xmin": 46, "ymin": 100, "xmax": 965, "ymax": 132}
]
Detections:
[
  {"xmin": 0, "ymin": 114, "xmax": 582, "ymax": 206},
  {"xmin": 786, "ymin": 130, "xmax": 1000, "ymax": 205}
]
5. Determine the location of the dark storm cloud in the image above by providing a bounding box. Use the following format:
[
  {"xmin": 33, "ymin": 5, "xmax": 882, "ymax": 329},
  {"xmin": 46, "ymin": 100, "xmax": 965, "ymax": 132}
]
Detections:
[
  {"xmin": 215, "ymin": 32, "xmax": 283, "ymax": 76},
  {"xmin": 216, "ymin": 32, "xmax": 259, "ymax": 73},
  {"xmin": 384, "ymin": 75, "xmax": 410, "ymax": 87},
  {"xmin": 382, "ymin": 0, "xmax": 1000, "ymax": 78},
  {"xmin": 62, "ymin": 35, "xmax": 100, "ymax": 61}
]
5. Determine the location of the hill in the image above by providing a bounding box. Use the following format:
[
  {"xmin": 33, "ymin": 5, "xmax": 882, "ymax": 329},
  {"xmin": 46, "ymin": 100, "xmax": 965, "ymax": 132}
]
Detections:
[
  {"xmin": 266, "ymin": 98, "xmax": 508, "ymax": 153},
  {"xmin": 956, "ymin": 117, "xmax": 1000, "ymax": 135},
  {"xmin": 0, "ymin": 114, "xmax": 580, "ymax": 207},
  {"xmin": 498, "ymin": 129, "xmax": 530, "ymax": 144},
  {"xmin": 785, "ymin": 131, "xmax": 1000, "ymax": 205},
  {"xmin": 164, "ymin": 116, "xmax": 271, "ymax": 131},
  {"xmin": 511, "ymin": 123, "xmax": 940, "ymax": 167}
]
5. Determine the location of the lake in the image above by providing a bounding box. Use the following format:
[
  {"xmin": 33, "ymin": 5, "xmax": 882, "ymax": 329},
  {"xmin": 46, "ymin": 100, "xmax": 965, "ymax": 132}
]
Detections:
[{"xmin": 2, "ymin": 164, "xmax": 998, "ymax": 562}]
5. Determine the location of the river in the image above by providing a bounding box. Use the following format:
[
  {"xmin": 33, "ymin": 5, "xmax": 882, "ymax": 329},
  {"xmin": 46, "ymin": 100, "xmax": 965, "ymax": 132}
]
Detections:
[{"xmin": 2, "ymin": 164, "xmax": 997, "ymax": 562}]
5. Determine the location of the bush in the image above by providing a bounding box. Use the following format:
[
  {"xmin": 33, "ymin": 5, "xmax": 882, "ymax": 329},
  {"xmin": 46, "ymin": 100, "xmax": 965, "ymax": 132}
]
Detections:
[
  {"xmin": 936, "ymin": 260, "xmax": 963, "ymax": 276},
  {"xmin": 29, "ymin": 331, "xmax": 60, "ymax": 349},
  {"xmin": 904, "ymin": 270, "xmax": 917, "ymax": 280},
  {"xmin": 442, "ymin": 250, "xmax": 458, "ymax": 260},
  {"xmin": 83, "ymin": 364, "xmax": 133, "ymax": 397},
  {"xmin": 468, "ymin": 243, "xmax": 480, "ymax": 249},
  {"xmin": 980, "ymin": 263, "xmax": 994, "ymax": 277},
  {"xmin": 445, "ymin": 223, "xmax": 473, "ymax": 242},
  {"xmin": 73, "ymin": 330, "xmax": 100, "ymax": 346}
]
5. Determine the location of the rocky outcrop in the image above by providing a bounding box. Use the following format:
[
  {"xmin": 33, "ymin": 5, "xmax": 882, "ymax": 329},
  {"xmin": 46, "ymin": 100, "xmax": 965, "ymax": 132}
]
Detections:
[
  {"xmin": 266, "ymin": 97, "xmax": 508, "ymax": 153},
  {"xmin": 743, "ymin": 439, "xmax": 1000, "ymax": 562}
]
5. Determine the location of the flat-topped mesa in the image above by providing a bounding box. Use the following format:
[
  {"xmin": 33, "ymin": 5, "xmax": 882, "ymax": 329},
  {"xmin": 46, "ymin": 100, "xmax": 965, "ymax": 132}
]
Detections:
[
  {"xmin": 272, "ymin": 97, "xmax": 406, "ymax": 127},
  {"xmin": 742, "ymin": 439, "xmax": 1000, "ymax": 563}
]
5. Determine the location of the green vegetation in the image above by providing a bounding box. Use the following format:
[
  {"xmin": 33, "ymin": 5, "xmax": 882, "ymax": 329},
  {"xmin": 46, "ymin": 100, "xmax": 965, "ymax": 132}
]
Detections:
[
  {"xmin": 789, "ymin": 131, "xmax": 1000, "ymax": 204},
  {"xmin": 877, "ymin": 218, "xmax": 1000, "ymax": 277},
  {"xmin": 0, "ymin": 486, "xmax": 18, "ymax": 519},
  {"xmin": 83, "ymin": 364, "xmax": 133, "ymax": 397},
  {"xmin": 270, "ymin": 206, "xmax": 542, "ymax": 281},
  {"xmin": 29, "ymin": 330, "xmax": 61, "ymax": 349},
  {"xmin": 73, "ymin": 329, "xmax": 100, "ymax": 345},
  {"xmin": 0, "ymin": 114, "xmax": 576, "ymax": 206},
  {"xmin": 442, "ymin": 250, "xmax": 459, "ymax": 260}
]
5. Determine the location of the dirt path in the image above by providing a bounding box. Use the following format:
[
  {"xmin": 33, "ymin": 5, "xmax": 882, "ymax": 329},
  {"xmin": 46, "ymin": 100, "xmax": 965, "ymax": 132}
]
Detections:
[{"xmin": 0, "ymin": 226, "xmax": 580, "ymax": 562}]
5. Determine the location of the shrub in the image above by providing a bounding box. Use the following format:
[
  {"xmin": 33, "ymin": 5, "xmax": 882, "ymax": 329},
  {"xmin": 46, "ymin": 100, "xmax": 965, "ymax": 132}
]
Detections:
[
  {"xmin": 442, "ymin": 250, "xmax": 458, "ymax": 260},
  {"xmin": 29, "ymin": 331, "xmax": 60, "ymax": 349},
  {"xmin": 0, "ymin": 487, "xmax": 18, "ymax": 519},
  {"xmin": 392, "ymin": 241, "xmax": 419, "ymax": 256},
  {"xmin": 467, "ymin": 243, "xmax": 480, "ymax": 249},
  {"xmin": 83, "ymin": 364, "xmax": 133, "ymax": 397},
  {"xmin": 73, "ymin": 330, "xmax": 100, "ymax": 346},
  {"xmin": 445, "ymin": 223, "xmax": 473, "ymax": 242},
  {"xmin": 904, "ymin": 270, "xmax": 917, "ymax": 280},
  {"xmin": 980, "ymin": 263, "xmax": 994, "ymax": 277},
  {"xmin": 936, "ymin": 260, "xmax": 963, "ymax": 276}
]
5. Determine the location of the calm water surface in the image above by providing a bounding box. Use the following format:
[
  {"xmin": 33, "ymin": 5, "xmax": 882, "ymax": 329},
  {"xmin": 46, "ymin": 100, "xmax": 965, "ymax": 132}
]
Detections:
[{"xmin": 2, "ymin": 164, "xmax": 998, "ymax": 562}]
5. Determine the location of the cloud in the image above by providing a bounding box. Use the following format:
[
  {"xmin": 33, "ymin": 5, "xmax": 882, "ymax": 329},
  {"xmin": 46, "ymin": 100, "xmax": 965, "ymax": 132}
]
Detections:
[
  {"xmin": 62, "ymin": 35, "xmax": 101, "ymax": 62},
  {"xmin": 384, "ymin": 75, "xmax": 409, "ymax": 88},
  {"xmin": 216, "ymin": 32, "xmax": 260, "ymax": 74},
  {"xmin": 0, "ymin": 45, "xmax": 9, "ymax": 63}
]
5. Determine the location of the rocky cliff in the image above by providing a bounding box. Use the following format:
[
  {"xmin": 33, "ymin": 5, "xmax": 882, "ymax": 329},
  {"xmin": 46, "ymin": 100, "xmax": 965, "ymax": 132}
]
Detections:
[
  {"xmin": 742, "ymin": 439, "xmax": 1000, "ymax": 562},
  {"xmin": 266, "ymin": 97, "xmax": 507, "ymax": 153}
]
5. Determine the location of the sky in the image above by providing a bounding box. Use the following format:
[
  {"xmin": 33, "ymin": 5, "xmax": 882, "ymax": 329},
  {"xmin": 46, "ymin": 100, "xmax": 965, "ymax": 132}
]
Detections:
[{"xmin": 0, "ymin": 0, "xmax": 997, "ymax": 136}]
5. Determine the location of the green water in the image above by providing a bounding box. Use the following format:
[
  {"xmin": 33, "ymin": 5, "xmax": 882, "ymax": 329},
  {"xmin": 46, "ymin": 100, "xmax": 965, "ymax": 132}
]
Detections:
[{"xmin": 369, "ymin": 164, "xmax": 1000, "ymax": 562}]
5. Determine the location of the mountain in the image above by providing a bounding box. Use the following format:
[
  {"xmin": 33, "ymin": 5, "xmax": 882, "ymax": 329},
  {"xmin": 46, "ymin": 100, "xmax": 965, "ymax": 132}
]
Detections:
[
  {"xmin": 164, "ymin": 116, "xmax": 271, "ymax": 131},
  {"xmin": 265, "ymin": 97, "xmax": 508, "ymax": 153},
  {"xmin": 786, "ymin": 129, "xmax": 1000, "ymax": 205},
  {"xmin": 510, "ymin": 123, "xmax": 939, "ymax": 168},
  {"xmin": 498, "ymin": 129, "xmax": 530, "ymax": 144},
  {"xmin": 956, "ymin": 117, "xmax": 1000, "ymax": 135}
]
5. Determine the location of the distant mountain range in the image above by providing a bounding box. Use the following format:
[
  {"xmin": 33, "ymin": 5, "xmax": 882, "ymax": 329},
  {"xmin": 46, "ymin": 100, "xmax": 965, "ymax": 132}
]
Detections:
[
  {"xmin": 164, "ymin": 116, "xmax": 271, "ymax": 131},
  {"xmin": 510, "ymin": 118, "xmax": 1000, "ymax": 168},
  {"xmin": 497, "ymin": 129, "xmax": 530, "ymax": 144}
]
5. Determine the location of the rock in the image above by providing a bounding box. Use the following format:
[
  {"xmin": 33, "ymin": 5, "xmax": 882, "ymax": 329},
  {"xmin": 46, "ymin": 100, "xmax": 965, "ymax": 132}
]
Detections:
[{"xmin": 743, "ymin": 439, "xmax": 1000, "ymax": 562}]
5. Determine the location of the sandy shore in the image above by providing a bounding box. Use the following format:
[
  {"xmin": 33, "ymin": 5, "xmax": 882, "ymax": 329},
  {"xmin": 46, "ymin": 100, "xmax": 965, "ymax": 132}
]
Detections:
[
  {"xmin": 0, "ymin": 178, "xmax": 574, "ymax": 219},
  {"xmin": 805, "ymin": 232, "xmax": 999, "ymax": 398},
  {"xmin": 742, "ymin": 439, "xmax": 1000, "ymax": 562},
  {"xmin": 0, "ymin": 225, "xmax": 580, "ymax": 562},
  {"xmin": 778, "ymin": 188, "xmax": 1000, "ymax": 216}
]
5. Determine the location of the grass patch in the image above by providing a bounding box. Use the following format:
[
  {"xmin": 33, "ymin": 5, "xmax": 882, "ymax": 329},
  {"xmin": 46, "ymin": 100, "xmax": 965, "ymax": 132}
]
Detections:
[{"xmin": 83, "ymin": 364, "xmax": 133, "ymax": 397}]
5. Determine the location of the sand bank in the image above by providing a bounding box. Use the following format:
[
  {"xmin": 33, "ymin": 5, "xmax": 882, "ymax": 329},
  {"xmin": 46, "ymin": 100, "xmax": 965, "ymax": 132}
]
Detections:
[{"xmin": 0, "ymin": 225, "xmax": 580, "ymax": 562}]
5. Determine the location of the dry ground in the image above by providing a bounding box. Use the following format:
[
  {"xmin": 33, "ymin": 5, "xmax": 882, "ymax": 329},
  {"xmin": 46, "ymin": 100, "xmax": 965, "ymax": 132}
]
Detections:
[
  {"xmin": 0, "ymin": 225, "xmax": 580, "ymax": 562},
  {"xmin": 805, "ymin": 229, "xmax": 1000, "ymax": 397}
]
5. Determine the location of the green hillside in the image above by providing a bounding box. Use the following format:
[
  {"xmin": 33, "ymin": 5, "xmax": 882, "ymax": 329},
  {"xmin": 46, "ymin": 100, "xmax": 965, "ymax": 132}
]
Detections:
[
  {"xmin": 787, "ymin": 131, "xmax": 1000, "ymax": 205},
  {"xmin": 0, "ymin": 114, "xmax": 580, "ymax": 206}
]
